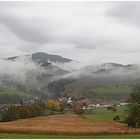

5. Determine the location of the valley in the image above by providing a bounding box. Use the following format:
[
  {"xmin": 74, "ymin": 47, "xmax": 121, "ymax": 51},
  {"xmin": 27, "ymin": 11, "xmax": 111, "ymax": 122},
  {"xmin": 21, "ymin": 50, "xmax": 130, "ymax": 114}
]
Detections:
[
  {"xmin": 0, "ymin": 52, "xmax": 140, "ymax": 138},
  {"xmin": 1, "ymin": 1, "xmax": 140, "ymax": 138}
]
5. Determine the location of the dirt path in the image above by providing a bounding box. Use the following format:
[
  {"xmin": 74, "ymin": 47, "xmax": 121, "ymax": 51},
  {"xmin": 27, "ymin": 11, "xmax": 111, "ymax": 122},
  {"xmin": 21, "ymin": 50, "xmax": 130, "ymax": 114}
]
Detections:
[{"xmin": 0, "ymin": 114, "xmax": 139, "ymax": 135}]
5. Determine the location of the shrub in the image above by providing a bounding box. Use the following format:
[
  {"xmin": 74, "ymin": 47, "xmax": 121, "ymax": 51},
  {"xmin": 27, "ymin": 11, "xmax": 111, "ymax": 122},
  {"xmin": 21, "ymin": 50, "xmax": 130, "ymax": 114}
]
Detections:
[
  {"xmin": 38, "ymin": 101, "xmax": 46, "ymax": 109},
  {"xmin": 27, "ymin": 103, "xmax": 43, "ymax": 117},
  {"xmin": 1, "ymin": 103, "xmax": 45, "ymax": 122},
  {"xmin": 107, "ymin": 106, "xmax": 117, "ymax": 112},
  {"xmin": 113, "ymin": 115, "xmax": 120, "ymax": 122},
  {"xmin": 18, "ymin": 107, "xmax": 31, "ymax": 119},
  {"xmin": 125, "ymin": 116, "xmax": 136, "ymax": 128},
  {"xmin": 107, "ymin": 106, "xmax": 112, "ymax": 110},
  {"xmin": 136, "ymin": 116, "xmax": 140, "ymax": 128},
  {"xmin": 73, "ymin": 103, "xmax": 84, "ymax": 115},
  {"xmin": 1, "ymin": 106, "xmax": 20, "ymax": 122},
  {"xmin": 59, "ymin": 103, "xmax": 64, "ymax": 112}
]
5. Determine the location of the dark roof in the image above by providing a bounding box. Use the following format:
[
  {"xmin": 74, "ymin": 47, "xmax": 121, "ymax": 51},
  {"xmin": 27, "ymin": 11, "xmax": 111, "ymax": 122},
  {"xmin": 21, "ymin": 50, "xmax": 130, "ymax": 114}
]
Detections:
[
  {"xmin": 121, "ymin": 98, "xmax": 129, "ymax": 103},
  {"xmin": 97, "ymin": 102, "xmax": 113, "ymax": 105}
]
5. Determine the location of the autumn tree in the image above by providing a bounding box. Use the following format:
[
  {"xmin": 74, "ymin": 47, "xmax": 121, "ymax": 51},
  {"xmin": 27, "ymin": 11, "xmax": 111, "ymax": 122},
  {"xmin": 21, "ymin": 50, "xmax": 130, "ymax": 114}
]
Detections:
[
  {"xmin": 1, "ymin": 106, "xmax": 20, "ymax": 122},
  {"xmin": 73, "ymin": 103, "xmax": 84, "ymax": 115},
  {"xmin": 27, "ymin": 103, "xmax": 43, "ymax": 117},
  {"xmin": 18, "ymin": 107, "xmax": 31, "ymax": 119},
  {"xmin": 46, "ymin": 99, "xmax": 61, "ymax": 111}
]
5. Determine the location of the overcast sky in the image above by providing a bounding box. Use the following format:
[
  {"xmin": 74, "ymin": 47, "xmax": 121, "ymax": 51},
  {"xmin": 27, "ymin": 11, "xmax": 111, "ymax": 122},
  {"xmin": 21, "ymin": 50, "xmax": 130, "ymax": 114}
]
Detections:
[{"xmin": 0, "ymin": 1, "xmax": 140, "ymax": 65}]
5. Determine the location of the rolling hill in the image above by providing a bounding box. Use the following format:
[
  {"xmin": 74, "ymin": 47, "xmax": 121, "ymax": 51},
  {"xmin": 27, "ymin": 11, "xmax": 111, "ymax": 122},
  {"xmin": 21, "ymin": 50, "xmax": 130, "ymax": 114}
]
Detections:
[
  {"xmin": 6, "ymin": 52, "xmax": 72, "ymax": 64},
  {"xmin": 1, "ymin": 53, "xmax": 140, "ymax": 102}
]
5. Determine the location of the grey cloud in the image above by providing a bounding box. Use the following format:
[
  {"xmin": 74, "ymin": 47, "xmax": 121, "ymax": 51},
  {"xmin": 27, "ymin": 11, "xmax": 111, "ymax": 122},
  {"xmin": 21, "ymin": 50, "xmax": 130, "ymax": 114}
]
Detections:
[
  {"xmin": 107, "ymin": 2, "xmax": 140, "ymax": 27},
  {"xmin": 0, "ymin": 2, "xmax": 115, "ymax": 52},
  {"xmin": 75, "ymin": 39, "xmax": 116, "ymax": 49},
  {"xmin": 0, "ymin": 2, "xmax": 140, "ymax": 65},
  {"xmin": 0, "ymin": 2, "xmax": 109, "ymax": 49},
  {"xmin": 0, "ymin": 14, "xmax": 50, "ymax": 44}
]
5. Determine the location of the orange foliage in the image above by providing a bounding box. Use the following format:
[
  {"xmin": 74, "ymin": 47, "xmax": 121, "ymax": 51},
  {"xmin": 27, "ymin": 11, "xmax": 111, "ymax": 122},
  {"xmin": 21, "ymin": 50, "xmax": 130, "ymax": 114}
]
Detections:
[
  {"xmin": 46, "ymin": 99, "xmax": 61, "ymax": 111},
  {"xmin": 18, "ymin": 107, "xmax": 31, "ymax": 119}
]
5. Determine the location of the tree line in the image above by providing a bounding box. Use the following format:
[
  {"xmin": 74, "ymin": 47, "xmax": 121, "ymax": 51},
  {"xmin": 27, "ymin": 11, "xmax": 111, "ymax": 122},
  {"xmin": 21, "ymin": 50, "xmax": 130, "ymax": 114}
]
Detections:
[{"xmin": 1, "ymin": 99, "xmax": 63, "ymax": 122}]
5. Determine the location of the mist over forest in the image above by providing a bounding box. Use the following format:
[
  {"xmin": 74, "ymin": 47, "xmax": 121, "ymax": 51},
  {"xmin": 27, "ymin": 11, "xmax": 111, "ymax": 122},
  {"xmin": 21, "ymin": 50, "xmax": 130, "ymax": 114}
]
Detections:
[
  {"xmin": 0, "ymin": 52, "xmax": 140, "ymax": 104},
  {"xmin": 0, "ymin": 2, "xmax": 140, "ymax": 105}
]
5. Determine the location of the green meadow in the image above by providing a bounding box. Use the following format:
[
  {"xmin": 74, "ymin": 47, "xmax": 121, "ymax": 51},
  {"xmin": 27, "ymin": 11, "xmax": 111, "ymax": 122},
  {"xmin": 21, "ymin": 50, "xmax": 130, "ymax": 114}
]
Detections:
[
  {"xmin": 0, "ymin": 88, "xmax": 25, "ymax": 96},
  {"xmin": 84, "ymin": 106, "xmax": 128, "ymax": 121},
  {"xmin": 0, "ymin": 133, "xmax": 140, "ymax": 139}
]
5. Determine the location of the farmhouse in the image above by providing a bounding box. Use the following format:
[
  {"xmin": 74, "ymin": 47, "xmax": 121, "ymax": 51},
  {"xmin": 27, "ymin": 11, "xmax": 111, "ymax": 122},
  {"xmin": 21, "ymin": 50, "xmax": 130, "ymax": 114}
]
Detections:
[
  {"xmin": 120, "ymin": 102, "xmax": 129, "ymax": 106},
  {"xmin": 82, "ymin": 104, "xmax": 95, "ymax": 110},
  {"xmin": 120, "ymin": 99, "xmax": 129, "ymax": 106},
  {"xmin": 21, "ymin": 96, "xmax": 40, "ymax": 106},
  {"xmin": 74, "ymin": 96, "xmax": 93, "ymax": 105},
  {"xmin": 67, "ymin": 97, "xmax": 73, "ymax": 106},
  {"xmin": 57, "ymin": 97, "xmax": 68, "ymax": 104},
  {"xmin": 97, "ymin": 102, "xmax": 113, "ymax": 107}
]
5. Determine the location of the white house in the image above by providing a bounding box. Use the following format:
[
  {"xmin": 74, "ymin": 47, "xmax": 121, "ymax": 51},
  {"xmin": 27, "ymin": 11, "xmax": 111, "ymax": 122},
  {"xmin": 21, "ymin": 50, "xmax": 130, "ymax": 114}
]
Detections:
[
  {"xmin": 120, "ymin": 102, "xmax": 129, "ymax": 106},
  {"xmin": 97, "ymin": 102, "xmax": 113, "ymax": 107},
  {"xmin": 67, "ymin": 97, "xmax": 73, "ymax": 106}
]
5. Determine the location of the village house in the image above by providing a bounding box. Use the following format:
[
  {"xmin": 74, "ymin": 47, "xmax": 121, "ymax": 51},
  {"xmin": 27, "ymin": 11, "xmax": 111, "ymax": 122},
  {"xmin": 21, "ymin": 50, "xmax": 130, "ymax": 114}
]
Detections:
[
  {"xmin": 21, "ymin": 96, "xmax": 40, "ymax": 106},
  {"xmin": 82, "ymin": 101, "xmax": 113, "ymax": 110},
  {"xmin": 0, "ymin": 104, "xmax": 21, "ymax": 112},
  {"xmin": 82, "ymin": 104, "xmax": 95, "ymax": 110},
  {"xmin": 67, "ymin": 97, "xmax": 73, "ymax": 106},
  {"xmin": 120, "ymin": 99, "xmax": 129, "ymax": 106},
  {"xmin": 0, "ymin": 104, "xmax": 10, "ymax": 112},
  {"xmin": 96, "ymin": 102, "xmax": 113, "ymax": 107},
  {"xmin": 57, "ymin": 97, "xmax": 68, "ymax": 105},
  {"xmin": 120, "ymin": 102, "xmax": 129, "ymax": 106}
]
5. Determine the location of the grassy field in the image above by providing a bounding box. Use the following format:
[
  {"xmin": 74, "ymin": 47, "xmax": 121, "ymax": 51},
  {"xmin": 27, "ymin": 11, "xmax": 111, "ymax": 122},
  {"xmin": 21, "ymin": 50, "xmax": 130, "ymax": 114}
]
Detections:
[
  {"xmin": 0, "ymin": 133, "xmax": 140, "ymax": 139},
  {"xmin": 0, "ymin": 114, "xmax": 135, "ymax": 135},
  {"xmin": 84, "ymin": 106, "xmax": 128, "ymax": 121},
  {"xmin": 42, "ymin": 109, "xmax": 63, "ymax": 116},
  {"xmin": 0, "ymin": 113, "xmax": 139, "ymax": 137},
  {"xmin": 89, "ymin": 85, "xmax": 132, "ymax": 103},
  {"xmin": 91, "ymin": 85, "xmax": 132, "ymax": 95},
  {"xmin": 0, "ymin": 88, "xmax": 25, "ymax": 96}
]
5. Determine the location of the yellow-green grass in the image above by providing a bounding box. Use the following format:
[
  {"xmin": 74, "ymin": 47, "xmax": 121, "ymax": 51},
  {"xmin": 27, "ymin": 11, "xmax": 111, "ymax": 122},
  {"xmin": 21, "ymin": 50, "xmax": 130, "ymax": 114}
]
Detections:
[
  {"xmin": 91, "ymin": 85, "xmax": 132, "ymax": 95},
  {"xmin": 0, "ymin": 88, "xmax": 25, "ymax": 96},
  {"xmin": 0, "ymin": 133, "xmax": 140, "ymax": 139},
  {"xmin": 42, "ymin": 109, "xmax": 63, "ymax": 116},
  {"xmin": 84, "ymin": 106, "xmax": 128, "ymax": 121}
]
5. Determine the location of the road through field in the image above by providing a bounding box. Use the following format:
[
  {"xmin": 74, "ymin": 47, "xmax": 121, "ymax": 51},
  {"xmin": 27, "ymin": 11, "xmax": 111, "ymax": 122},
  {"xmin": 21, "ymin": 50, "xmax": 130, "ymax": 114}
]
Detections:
[{"xmin": 0, "ymin": 114, "xmax": 139, "ymax": 135}]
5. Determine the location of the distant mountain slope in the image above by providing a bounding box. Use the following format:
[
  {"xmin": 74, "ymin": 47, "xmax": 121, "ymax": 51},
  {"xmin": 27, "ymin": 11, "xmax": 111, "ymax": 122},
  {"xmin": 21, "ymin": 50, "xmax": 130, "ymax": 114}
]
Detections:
[
  {"xmin": 6, "ymin": 52, "xmax": 72, "ymax": 63},
  {"xmin": 32, "ymin": 52, "xmax": 72, "ymax": 63},
  {"xmin": 82, "ymin": 63, "xmax": 136, "ymax": 74},
  {"xmin": 1, "ymin": 52, "xmax": 72, "ymax": 91},
  {"xmin": 6, "ymin": 51, "xmax": 71, "ymax": 76},
  {"xmin": 65, "ymin": 63, "xmax": 140, "ymax": 92},
  {"xmin": 2, "ymin": 53, "xmax": 140, "ymax": 100}
]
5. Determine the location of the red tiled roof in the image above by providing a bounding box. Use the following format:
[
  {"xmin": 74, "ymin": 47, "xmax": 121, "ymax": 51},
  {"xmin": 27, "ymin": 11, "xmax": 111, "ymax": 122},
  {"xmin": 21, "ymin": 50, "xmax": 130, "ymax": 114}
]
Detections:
[{"xmin": 97, "ymin": 102, "xmax": 113, "ymax": 105}]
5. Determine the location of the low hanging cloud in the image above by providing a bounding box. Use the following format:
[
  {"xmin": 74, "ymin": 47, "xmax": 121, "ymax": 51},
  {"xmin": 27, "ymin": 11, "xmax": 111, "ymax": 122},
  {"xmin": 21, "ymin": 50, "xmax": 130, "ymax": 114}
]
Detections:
[{"xmin": 0, "ymin": 57, "xmax": 47, "ymax": 86}]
